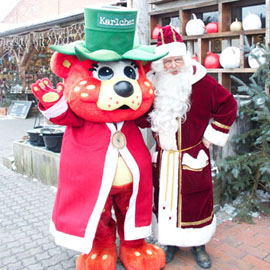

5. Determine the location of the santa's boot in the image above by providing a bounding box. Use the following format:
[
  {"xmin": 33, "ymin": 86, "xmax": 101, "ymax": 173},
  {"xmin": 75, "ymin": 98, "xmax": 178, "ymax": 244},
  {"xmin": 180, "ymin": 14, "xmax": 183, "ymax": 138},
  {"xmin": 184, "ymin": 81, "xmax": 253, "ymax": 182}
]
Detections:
[
  {"xmin": 76, "ymin": 242, "xmax": 117, "ymax": 270},
  {"xmin": 192, "ymin": 245, "xmax": 211, "ymax": 269},
  {"xmin": 164, "ymin": 245, "xmax": 179, "ymax": 263},
  {"xmin": 119, "ymin": 239, "xmax": 165, "ymax": 270}
]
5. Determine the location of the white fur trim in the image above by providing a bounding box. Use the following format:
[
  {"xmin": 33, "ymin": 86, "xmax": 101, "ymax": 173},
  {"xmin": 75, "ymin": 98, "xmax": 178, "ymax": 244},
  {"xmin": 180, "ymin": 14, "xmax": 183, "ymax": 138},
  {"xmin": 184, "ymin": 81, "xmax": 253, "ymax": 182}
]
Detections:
[
  {"xmin": 155, "ymin": 42, "xmax": 186, "ymax": 58},
  {"xmin": 159, "ymin": 151, "xmax": 180, "ymax": 217},
  {"xmin": 159, "ymin": 132, "xmax": 177, "ymax": 151},
  {"xmin": 190, "ymin": 60, "xmax": 207, "ymax": 85},
  {"xmin": 150, "ymin": 143, "xmax": 158, "ymax": 163},
  {"xmin": 41, "ymin": 96, "xmax": 68, "ymax": 119},
  {"xmin": 50, "ymin": 221, "xmax": 91, "ymax": 254},
  {"xmin": 152, "ymin": 151, "xmax": 158, "ymax": 163},
  {"xmin": 203, "ymin": 124, "xmax": 230, "ymax": 147},
  {"xmin": 155, "ymin": 150, "xmax": 216, "ymax": 246},
  {"xmin": 122, "ymin": 146, "xmax": 152, "ymax": 240},
  {"xmin": 153, "ymin": 213, "xmax": 216, "ymax": 247},
  {"xmin": 182, "ymin": 150, "xmax": 209, "ymax": 169}
]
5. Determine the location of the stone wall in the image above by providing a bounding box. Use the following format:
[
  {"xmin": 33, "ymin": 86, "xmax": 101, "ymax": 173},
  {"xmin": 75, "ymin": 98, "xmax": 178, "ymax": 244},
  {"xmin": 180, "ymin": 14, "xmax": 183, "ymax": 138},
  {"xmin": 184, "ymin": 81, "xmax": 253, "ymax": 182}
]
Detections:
[{"xmin": 13, "ymin": 141, "xmax": 60, "ymax": 187}]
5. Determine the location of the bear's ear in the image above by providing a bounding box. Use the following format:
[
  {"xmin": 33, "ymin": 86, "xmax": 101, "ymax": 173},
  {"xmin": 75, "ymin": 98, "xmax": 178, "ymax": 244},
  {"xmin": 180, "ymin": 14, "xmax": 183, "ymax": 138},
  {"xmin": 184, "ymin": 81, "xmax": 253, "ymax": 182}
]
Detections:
[
  {"xmin": 141, "ymin": 61, "xmax": 152, "ymax": 74},
  {"xmin": 50, "ymin": 52, "xmax": 77, "ymax": 79}
]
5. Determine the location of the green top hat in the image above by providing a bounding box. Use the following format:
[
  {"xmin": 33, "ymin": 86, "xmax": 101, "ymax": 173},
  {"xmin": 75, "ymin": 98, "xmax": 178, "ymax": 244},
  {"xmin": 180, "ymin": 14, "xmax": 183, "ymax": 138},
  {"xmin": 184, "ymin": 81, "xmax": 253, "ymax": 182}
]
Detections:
[{"xmin": 50, "ymin": 6, "xmax": 167, "ymax": 62}]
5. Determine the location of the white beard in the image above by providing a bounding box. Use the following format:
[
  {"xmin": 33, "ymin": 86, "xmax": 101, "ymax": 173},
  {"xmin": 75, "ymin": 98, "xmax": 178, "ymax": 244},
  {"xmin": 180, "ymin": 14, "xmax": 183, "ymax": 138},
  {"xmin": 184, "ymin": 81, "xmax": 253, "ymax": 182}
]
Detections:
[
  {"xmin": 150, "ymin": 68, "xmax": 192, "ymax": 133},
  {"xmin": 148, "ymin": 64, "xmax": 192, "ymax": 150}
]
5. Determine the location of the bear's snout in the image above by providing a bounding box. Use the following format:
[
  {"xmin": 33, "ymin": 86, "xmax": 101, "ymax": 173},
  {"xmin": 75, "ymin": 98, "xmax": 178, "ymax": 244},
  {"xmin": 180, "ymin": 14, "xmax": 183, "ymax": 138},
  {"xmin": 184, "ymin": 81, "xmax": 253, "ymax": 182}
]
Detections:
[{"xmin": 114, "ymin": 81, "xmax": 134, "ymax": 98}]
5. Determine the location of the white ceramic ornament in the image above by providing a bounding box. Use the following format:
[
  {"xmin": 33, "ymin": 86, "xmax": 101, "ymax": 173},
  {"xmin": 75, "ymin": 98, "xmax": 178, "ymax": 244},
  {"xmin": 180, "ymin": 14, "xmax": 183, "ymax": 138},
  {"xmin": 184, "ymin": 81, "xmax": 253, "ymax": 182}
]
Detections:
[
  {"xmin": 230, "ymin": 19, "xmax": 242, "ymax": 32},
  {"xmin": 243, "ymin": 13, "xmax": 262, "ymax": 30},
  {"xmin": 248, "ymin": 45, "xmax": 266, "ymax": 68},
  {"xmin": 185, "ymin": 13, "xmax": 205, "ymax": 36},
  {"xmin": 220, "ymin": 47, "xmax": 240, "ymax": 68}
]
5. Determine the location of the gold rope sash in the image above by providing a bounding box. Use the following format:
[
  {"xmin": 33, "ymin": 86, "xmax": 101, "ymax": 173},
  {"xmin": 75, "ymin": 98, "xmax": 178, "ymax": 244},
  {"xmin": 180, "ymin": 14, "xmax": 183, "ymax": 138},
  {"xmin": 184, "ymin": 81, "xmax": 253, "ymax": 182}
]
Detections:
[{"xmin": 164, "ymin": 140, "xmax": 202, "ymax": 214}]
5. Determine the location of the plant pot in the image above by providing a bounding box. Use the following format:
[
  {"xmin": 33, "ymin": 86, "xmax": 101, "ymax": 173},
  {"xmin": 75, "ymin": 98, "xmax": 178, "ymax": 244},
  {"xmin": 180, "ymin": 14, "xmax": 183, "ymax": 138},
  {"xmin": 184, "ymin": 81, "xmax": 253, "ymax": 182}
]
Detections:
[
  {"xmin": 40, "ymin": 127, "xmax": 64, "ymax": 153},
  {"xmin": 40, "ymin": 127, "xmax": 65, "ymax": 135},
  {"xmin": 27, "ymin": 129, "xmax": 45, "ymax": 146},
  {"xmin": 43, "ymin": 134, "xmax": 63, "ymax": 153}
]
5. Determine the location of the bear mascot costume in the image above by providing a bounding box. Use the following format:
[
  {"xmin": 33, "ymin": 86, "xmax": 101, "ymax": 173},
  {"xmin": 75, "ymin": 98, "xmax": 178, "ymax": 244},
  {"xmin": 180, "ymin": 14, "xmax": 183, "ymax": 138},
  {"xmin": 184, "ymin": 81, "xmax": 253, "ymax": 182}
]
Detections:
[{"xmin": 31, "ymin": 6, "xmax": 167, "ymax": 270}]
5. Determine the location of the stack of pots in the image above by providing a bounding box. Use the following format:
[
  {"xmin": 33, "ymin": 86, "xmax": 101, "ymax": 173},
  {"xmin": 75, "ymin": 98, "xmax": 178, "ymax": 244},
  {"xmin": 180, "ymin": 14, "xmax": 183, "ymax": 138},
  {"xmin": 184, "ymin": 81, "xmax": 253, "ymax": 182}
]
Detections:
[{"xmin": 27, "ymin": 126, "xmax": 65, "ymax": 153}]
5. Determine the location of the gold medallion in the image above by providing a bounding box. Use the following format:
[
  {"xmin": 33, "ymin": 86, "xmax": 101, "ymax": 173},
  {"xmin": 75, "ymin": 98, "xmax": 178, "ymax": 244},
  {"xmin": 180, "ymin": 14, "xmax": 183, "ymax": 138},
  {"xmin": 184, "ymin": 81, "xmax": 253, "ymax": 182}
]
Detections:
[{"xmin": 111, "ymin": 131, "xmax": 126, "ymax": 149}]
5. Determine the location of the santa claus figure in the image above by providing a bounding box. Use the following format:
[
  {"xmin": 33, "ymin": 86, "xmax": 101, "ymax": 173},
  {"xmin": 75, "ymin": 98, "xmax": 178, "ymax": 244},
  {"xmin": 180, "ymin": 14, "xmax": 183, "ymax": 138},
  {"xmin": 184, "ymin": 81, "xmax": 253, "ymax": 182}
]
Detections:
[{"xmin": 147, "ymin": 26, "xmax": 237, "ymax": 268}]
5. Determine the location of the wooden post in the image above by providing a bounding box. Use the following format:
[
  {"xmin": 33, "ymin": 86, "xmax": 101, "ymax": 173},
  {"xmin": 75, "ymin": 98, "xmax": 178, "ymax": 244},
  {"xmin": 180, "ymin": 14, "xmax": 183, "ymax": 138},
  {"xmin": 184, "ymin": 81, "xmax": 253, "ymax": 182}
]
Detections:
[
  {"xmin": 132, "ymin": 0, "xmax": 149, "ymax": 45},
  {"xmin": 219, "ymin": 2, "xmax": 232, "ymax": 32},
  {"xmin": 199, "ymin": 38, "xmax": 209, "ymax": 66},
  {"xmin": 239, "ymin": 34, "xmax": 246, "ymax": 68},
  {"xmin": 219, "ymin": 73, "xmax": 231, "ymax": 91},
  {"xmin": 179, "ymin": 9, "xmax": 191, "ymax": 36}
]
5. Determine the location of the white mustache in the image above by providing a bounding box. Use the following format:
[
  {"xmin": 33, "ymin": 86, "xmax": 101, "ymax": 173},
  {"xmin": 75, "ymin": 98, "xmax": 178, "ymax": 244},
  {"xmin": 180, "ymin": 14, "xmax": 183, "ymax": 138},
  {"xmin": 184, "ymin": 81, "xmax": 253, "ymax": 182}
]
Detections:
[{"xmin": 166, "ymin": 67, "xmax": 182, "ymax": 73}]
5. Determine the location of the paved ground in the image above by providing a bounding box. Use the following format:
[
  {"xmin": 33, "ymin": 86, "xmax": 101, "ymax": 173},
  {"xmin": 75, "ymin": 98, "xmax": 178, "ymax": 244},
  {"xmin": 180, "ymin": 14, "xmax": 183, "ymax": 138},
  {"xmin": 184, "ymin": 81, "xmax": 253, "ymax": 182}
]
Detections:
[
  {"xmin": 164, "ymin": 216, "xmax": 270, "ymax": 270},
  {"xmin": 0, "ymin": 114, "xmax": 270, "ymax": 270},
  {"xmin": 0, "ymin": 163, "xmax": 78, "ymax": 270}
]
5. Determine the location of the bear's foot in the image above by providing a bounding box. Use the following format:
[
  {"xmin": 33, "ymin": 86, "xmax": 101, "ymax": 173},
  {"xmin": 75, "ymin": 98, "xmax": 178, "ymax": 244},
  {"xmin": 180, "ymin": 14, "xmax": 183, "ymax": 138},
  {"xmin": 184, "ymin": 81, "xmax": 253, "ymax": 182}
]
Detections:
[
  {"xmin": 119, "ymin": 242, "xmax": 165, "ymax": 270},
  {"xmin": 76, "ymin": 244, "xmax": 117, "ymax": 270}
]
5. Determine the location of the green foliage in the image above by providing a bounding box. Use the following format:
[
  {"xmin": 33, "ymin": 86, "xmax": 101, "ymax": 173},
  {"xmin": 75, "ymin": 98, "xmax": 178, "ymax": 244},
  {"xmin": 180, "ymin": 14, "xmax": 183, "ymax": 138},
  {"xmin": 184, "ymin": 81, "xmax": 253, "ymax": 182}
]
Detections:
[{"xmin": 216, "ymin": 38, "xmax": 270, "ymax": 222}]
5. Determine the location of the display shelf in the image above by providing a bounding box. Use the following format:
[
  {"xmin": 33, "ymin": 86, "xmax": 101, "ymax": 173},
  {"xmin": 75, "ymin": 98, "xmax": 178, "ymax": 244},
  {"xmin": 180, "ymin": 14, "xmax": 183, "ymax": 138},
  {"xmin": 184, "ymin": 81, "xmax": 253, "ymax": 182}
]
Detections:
[
  {"xmin": 182, "ymin": 29, "xmax": 266, "ymax": 40},
  {"xmin": 207, "ymin": 68, "xmax": 256, "ymax": 73},
  {"xmin": 150, "ymin": 31, "xmax": 263, "ymax": 43},
  {"xmin": 148, "ymin": 0, "xmax": 176, "ymax": 4},
  {"xmin": 149, "ymin": 0, "xmax": 269, "ymax": 92}
]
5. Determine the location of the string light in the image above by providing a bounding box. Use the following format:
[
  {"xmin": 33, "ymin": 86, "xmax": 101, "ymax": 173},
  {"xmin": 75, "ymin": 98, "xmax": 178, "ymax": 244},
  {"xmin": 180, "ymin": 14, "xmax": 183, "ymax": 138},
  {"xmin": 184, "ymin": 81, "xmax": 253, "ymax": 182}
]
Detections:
[{"xmin": 0, "ymin": 22, "xmax": 85, "ymax": 56}]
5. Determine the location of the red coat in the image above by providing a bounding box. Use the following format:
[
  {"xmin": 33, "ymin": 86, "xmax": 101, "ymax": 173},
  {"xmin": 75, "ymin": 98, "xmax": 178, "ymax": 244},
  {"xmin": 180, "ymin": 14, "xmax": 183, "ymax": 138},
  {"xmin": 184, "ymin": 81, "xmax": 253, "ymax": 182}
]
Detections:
[
  {"xmin": 46, "ymin": 106, "xmax": 153, "ymax": 254},
  {"xmin": 152, "ymin": 72, "xmax": 237, "ymax": 247}
]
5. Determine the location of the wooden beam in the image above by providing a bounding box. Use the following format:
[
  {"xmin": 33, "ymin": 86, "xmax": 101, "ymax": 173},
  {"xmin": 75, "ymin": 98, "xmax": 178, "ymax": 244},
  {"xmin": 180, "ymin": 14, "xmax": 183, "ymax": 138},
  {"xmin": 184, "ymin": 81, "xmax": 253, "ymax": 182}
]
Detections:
[
  {"xmin": 21, "ymin": 46, "xmax": 37, "ymax": 69},
  {"xmin": 149, "ymin": 0, "xmax": 217, "ymax": 15},
  {"xmin": 219, "ymin": 72, "xmax": 231, "ymax": 91},
  {"xmin": 198, "ymin": 38, "xmax": 209, "ymax": 65},
  {"xmin": 179, "ymin": 9, "xmax": 191, "ymax": 36},
  {"xmin": 239, "ymin": 34, "xmax": 245, "ymax": 68},
  {"xmin": 219, "ymin": 2, "xmax": 232, "ymax": 32},
  {"xmin": 12, "ymin": 46, "xmax": 37, "ymax": 91}
]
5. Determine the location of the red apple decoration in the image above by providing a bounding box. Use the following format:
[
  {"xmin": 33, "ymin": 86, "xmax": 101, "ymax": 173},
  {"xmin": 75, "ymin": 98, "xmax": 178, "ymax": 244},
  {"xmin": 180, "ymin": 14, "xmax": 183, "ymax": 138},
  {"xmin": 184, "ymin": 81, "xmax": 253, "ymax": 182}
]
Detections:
[
  {"xmin": 152, "ymin": 24, "xmax": 162, "ymax": 39},
  {"xmin": 205, "ymin": 22, "xmax": 219, "ymax": 34},
  {"xmin": 204, "ymin": 52, "xmax": 220, "ymax": 68}
]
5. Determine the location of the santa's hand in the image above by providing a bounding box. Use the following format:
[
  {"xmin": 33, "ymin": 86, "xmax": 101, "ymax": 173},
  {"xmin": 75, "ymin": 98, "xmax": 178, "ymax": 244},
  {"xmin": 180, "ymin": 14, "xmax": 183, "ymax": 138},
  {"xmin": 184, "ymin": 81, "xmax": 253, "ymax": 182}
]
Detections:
[
  {"xmin": 31, "ymin": 78, "xmax": 64, "ymax": 110},
  {"xmin": 202, "ymin": 138, "xmax": 212, "ymax": 149}
]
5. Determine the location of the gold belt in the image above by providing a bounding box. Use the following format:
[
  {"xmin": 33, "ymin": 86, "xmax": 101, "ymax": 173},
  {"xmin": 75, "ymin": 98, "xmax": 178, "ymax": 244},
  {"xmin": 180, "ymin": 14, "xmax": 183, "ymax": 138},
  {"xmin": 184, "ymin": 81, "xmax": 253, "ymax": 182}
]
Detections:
[{"xmin": 167, "ymin": 140, "xmax": 202, "ymax": 154}]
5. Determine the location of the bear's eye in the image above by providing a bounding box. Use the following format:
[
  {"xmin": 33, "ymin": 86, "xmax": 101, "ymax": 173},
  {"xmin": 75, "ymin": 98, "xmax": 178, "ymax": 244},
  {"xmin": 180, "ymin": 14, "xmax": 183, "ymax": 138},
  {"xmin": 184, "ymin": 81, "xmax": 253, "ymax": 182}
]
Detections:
[
  {"xmin": 98, "ymin": 67, "xmax": 114, "ymax": 80},
  {"xmin": 124, "ymin": 66, "xmax": 136, "ymax": 80}
]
